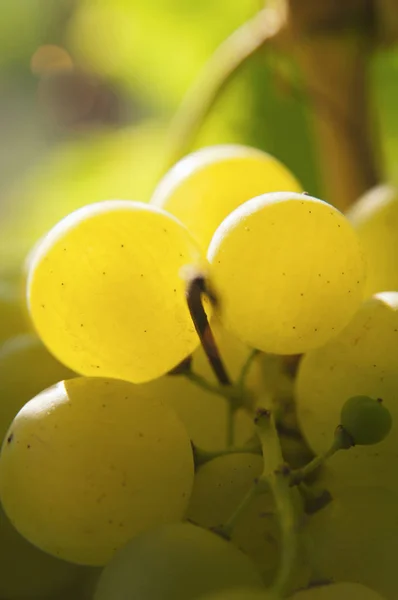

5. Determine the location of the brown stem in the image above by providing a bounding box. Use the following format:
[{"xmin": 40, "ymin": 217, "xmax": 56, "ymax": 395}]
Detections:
[
  {"xmin": 286, "ymin": 0, "xmax": 382, "ymax": 211},
  {"xmin": 186, "ymin": 275, "xmax": 232, "ymax": 386}
]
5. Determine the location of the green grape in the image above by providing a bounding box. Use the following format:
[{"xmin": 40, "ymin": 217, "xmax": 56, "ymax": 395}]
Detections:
[
  {"xmin": 0, "ymin": 503, "xmax": 84, "ymax": 600},
  {"xmin": 340, "ymin": 395, "xmax": 392, "ymax": 445},
  {"xmin": 197, "ymin": 588, "xmax": 275, "ymax": 600},
  {"xmin": 0, "ymin": 377, "xmax": 194, "ymax": 565},
  {"xmin": 94, "ymin": 522, "xmax": 264, "ymax": 600},
  {"xmin": 186, "ymin": 454, "xmax": 309, "ymax": 589},
  {"xmin": 0, "ymin": 280, "xmax": 30, "ymax": 344},
  {"xmin": 207, "ymin": 192, "xmax": 365, "ymax": 355},
  {"xmin": 291, "ymin": 582, "xmax": 386, "ymax": 599},
  {"xmin": 27, "ymin": 200, "xmax": 204, "ymax": 383},
  {"xmin": 296, "ymin": 292, "xmax": 398, "ymax": 489},
  {"xmin": 347, "ymin": 184, "xmax": 398, "ymax": 296},
  {"xmin": 151, "ymin": 144, "xmax": 302, "ymax": 253},
  {"xmin": 305, "ymin": 483, "xmax": 398, "ymax": 599},
  {"xmin": 0, "ymin": 333, "xmax": 75, "ymax": 442},
  {"xmin": 144, "ymin": 318, "xmax": 266, "ymax": 451},
  {"xmin": 186, "ymin": 453, "xmax": 279, "ymax": 584}
]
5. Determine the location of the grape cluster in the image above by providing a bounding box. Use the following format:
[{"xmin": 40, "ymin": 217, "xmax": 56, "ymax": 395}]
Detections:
[{"xmin": 0, "ymin": 144, "xmax": 394, "ymax": 600}]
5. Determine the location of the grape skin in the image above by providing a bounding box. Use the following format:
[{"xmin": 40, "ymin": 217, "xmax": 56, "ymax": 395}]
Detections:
[
  {"xmin": 0, "ymin": 280, "xmax": 30, "ymax": 345},
  {"xmin": 291, "ymin": 582, "xmax": 386, "ymax": 599},
  {"xmin": 0, "ymin": 333, "xmax": 80, "ymax": 598},
  {"xmin": 151, "ymin": 144, "xmax": 302, "ymax": 253},
  {"xmin": 207, "ymin": 192, "xmax": 365, "ymax": 355},
  {"xmin": 296, "ymin": 292, "xmax": 398, "ymax": 489},
  {"xmin": 94, "ymin": 522, "xmax": 264, "ymax": 600},
  {"xmin": 197, "ymin": 589, "xmax": 275, "ymax": 600},
  {"xmin": 186, "ymin": 453, "xmax": 279, "ymax": 584},
  {"xmin": 304, "ymin": 483, "xmax": 398, "ymax": 599},
  {"xmin": 0, "ymin": 377, "xmax": 194, "ymax": 565},
  {"xmin": 0, "ymin": 503, "xmax": 84, "ymax": 600},
  {"xmin": 27, "ymin": 200, "xmax": 204, "ymax": 383},
  {"xmin": 186, "ymin": 453, "xmax": 309, "ymax": 589},
  {"xmin": 143, "ymin": 319, "xmax": 265, "ymax": 450},
  {"xmin": 347, "ymin": 184, "xmax": 398, "ymax": 296},
  {"xmin": 0, "ymin": 333, "xmax": 75, "ymax": 443}
]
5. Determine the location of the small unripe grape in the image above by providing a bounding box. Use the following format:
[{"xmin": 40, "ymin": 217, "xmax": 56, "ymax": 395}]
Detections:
[{"xmin": 340, "ymin": 395, "xmax": 392, "ymax": 446}]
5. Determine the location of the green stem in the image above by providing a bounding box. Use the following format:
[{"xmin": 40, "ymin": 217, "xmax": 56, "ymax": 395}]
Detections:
[
  {"xmin": 289, "ymin": 425, "xmax": 354, "ymax": 486},
  {"xmin": 255, "ymin": 409, "xmax": 297, "ymax": 598},
  {"xmin": 163, "ymin": 8, "xmax": 284, "ymax": 170},
  {"xmin": 236, "ymin": 348, "xmax": 260, "ymax": 390},
  {"xmin": 192, "ymin": 440, "xmax": 262, "ymax": 470},
  {"xmin": 184, "ymin": 370, "xmax": 238, "ymax": 401},
  {"xmin": 217, "ymin": 485, "xmax": 258, "ymax": 539}
]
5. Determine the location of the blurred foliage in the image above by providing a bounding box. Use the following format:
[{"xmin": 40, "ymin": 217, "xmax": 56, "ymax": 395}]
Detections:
[
  {"xmin": 372, "ymin": 47, "xmax": 398, "ymax": 184},
  {"xmin": 0, "ymin": 0, "xmax": 398, "ymax": 279}
]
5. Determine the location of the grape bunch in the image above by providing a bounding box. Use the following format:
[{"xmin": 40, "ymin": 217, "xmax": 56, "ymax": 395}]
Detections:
[{"xmin": 0, "ymin": 143, "xmax": 395, "ymax": 600}]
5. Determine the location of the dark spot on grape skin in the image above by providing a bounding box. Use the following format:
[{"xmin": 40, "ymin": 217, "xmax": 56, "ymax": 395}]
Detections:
[
  {"xmin": 7, "ymin": 433, "xmax": 13, "ymax": 444},
  {"xmin": 121, "ymin": 244, "xmax": 124, "ymax": 248},
  {"xmin": 27, "ymin": 445, "xmax": 31, "ymax": 449},
  {"xmin": 41, "ymin": 304, "xmax": 45, "ymax": 309},
  {"xmin": 102, "ymin": 404, "xmax": 106, "ymax": 408}
]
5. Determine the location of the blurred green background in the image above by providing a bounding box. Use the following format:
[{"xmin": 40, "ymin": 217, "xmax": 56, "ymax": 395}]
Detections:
[{"xmin": 0, "ymin": 0, "xmax": 397, "ymax": 278}]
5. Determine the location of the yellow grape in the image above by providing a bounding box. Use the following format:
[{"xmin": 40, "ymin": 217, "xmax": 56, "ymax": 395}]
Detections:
[
  {"xmin": 94, "ymin": 522, "xmax": 264, "ymax": 600},
  {"xmin": 347, "ymin": 184, "xmax": 398, "ymax": 296},
  {"xmin": 144, "ymin": 319, "xmax": 265, "ymax": 450},
  {"xmin": 0, "ymin": 503, "xmax": 83, "ymax": 600},
  {"xmin": 186, "ymin": 453, "xmax": 279, "ymax": 584},
  {"xmin": 0, "ymin": 377, "xmax": 194, "ymax": 565},
  {"xmin": 27, "ymin": 200, "xmax": 204, "ymax": 383},
  {"xmin": 0, "ymin": 333, "xmax": 75, "ymax": 442},
  {"xmin": 187, "ymin": 453, "xmax": 309, "ymax": 589},
  {"xmin": 151, "ymin": 144, "xmax": 302, "ymax": 253},
  {"xmin": 207, "ymin": 192, "xmax": 365, "ymax": 355},
  {"xmin": 197, "ymin": 589, "xmax": 275, "ymax": 600},
  {"xmin": 305, "ymin": 482, "xmax": 398, "ymax": 599},
  {"xmin": 0, "ymin": 280, "xmax": 30, "ymax": 344},
  {"xmin": 296, "ymin": 292, "xmax": 398, "ymax": 489},
  {"xmin": 291, "ymin": 582, "xmax": 386, "ymax": 600}
]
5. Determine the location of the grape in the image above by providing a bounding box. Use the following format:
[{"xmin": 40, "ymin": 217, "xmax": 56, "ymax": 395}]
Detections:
[
  {"xmin": 27, "ymin": 200, "xmax": 204, "ymax": 384},
  {"xmin": 305, "ymin": 483, "xmax": 398, "ymax": 599},
  {"xmin": 151, "ymin": 144, "xmax": 302, "ymax": 253},
  {"xmin": 186, "ymin": 454, "xmax": 309, "ymax": 588},
  {"xmin": 0, "ymin": 333, "xmax": 75, "ymax": 442},
  {"xmin": 197, "ymin": 588, "xmax": 275, "ymax": 600},
  {"xmin": 144, "ymin": 319, "xmax": 265, "ymax": 450},
  {"xmin": 340, "ymin": 395, "xmax": 392, "ymax": 446},
  {"xmin": 291, "ymin": 582, "xmax": 386, "ymax": 599},
  {"xmin": 94, "ymin": 522, "xmax": 264, "ymax": 600},
  {"xmin": 207, "ymin": 192, "xmax": 365, "ymax": 355},
  {"xmin": 0, "ymin": 280, "xmax": 30, "ymax": 344},
  {"xmin": 347, "ymin": 184, "xmax": 398, "ymax": 296},
  {"xmin": 186, "ymin": 453, "xmax": 279, "ymax": 583},
  {"xmin": 0, "ymin": 377, "xmax": 194, "ymax": 565},
  {"xmin": 296, "ymin": 292, "xmax": 398, "ymax": 489},
  {"xmin": 0, "ymin": 503, "xmax": 84, "ymax": 600}
]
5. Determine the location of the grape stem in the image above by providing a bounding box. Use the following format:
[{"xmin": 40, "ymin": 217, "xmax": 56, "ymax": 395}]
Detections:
[
  {"xmin": 162, "ymin": 7, "xmax": 285, "ymax": 170},
  {"xmin": 289, "ymin": 425, "xmax": 354, "ymax": 486},
  {"xmin": 184, "ymin": 370, "xmax": 240, "ymax": 402},
  {"xmin": 186, "ymin": 274, "xmax": 232, "ymax": 387},
  {"xmin": 236, "ymin": 348, "xmax": 260, "ymax": 390},
  {"xmin": 255, "ymin": 408, "xmax": 298, "ymax": 598},
  {"xmin": 192, "ymin": 439, "xmax": 262, "ymax": 470}
]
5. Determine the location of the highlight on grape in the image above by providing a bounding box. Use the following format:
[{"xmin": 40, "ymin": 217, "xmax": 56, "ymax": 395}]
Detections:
[{"xmin": 0, "ymin": 142, "xmax": 394, "ymax": 600}]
